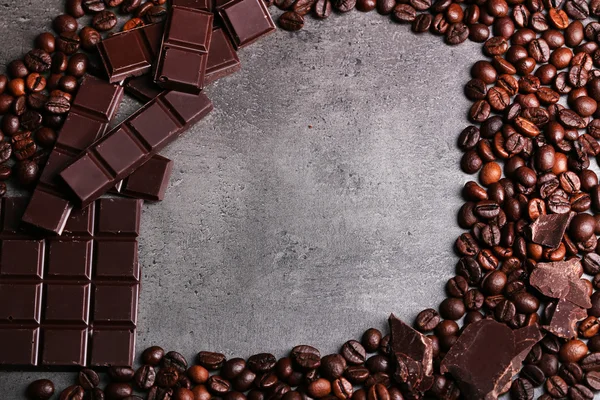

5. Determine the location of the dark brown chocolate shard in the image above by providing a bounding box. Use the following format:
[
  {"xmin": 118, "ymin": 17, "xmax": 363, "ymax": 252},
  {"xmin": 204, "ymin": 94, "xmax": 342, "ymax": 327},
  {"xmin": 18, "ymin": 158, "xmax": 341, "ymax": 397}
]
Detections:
[
  {"xmin": 529, "ymin": 258, "xmax": 591, "ymax": 308},
  {"xmin": 543, "ymin": 298, "xmax": 588, "ymax": 339},
  {"xmin": 440, "ymin": 319, "xmax": 543, "ymax": 400},
  {"xmin": 526, "ymin": 212, "xmax": 573, "ymax": 248},
  {"xmin": 388, "ymin": 314, "xmax": 433, "ymax": 393}
]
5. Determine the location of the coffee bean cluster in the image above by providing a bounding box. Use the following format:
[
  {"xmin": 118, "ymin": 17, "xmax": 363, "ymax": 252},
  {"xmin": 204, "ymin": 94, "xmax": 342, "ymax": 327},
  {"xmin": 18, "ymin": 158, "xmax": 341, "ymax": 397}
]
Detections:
[
  {"xmin": 26, "ymin": 338, "xmax": 434, "ymax": 400},
  {"xmin": 0, "ymin": 0, "xmax": 167, "ymax": 192}
]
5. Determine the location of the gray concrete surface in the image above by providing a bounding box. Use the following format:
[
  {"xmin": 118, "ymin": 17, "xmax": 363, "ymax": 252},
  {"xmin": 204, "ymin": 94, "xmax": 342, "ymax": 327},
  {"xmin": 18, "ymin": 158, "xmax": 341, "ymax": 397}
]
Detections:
[{"xmin": 0, "ymin": 1, "xmax": 479, "ymax": 396}]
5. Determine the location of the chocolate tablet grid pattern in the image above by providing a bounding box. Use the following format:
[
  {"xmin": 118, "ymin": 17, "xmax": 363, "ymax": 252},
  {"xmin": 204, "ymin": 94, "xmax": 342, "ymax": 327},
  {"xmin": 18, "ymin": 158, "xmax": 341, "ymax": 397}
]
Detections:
[
  {"xmin": 22, "ymin": 75, "xmax": 124, "ymax": 235},
  {"xmin": 0, "ymin": 197, "xmax": 142, "ymax": 368},
  {"xmin": 60, "ymin": 90, "xmax": 213, "ymax": 208}
]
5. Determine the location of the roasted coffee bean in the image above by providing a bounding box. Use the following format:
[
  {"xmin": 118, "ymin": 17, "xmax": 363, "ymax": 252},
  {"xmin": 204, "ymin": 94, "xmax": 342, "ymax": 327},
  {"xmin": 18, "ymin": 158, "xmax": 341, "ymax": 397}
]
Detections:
[
  {"xmin": 146, "ymin": 5, "xmax": 168, "ymax": 22},
  {"xmin": 27, "ymin": 379, "xmax": 55, "ymax": 400},
  {"xmin": 121, "ymin": 0, "xmax": 142, "ymax": 12},
  {"xmin": 559, "ymin": 362, "xmax": 583, "ymax": 385},
  {"xmin": 59, "ymin": 385, "xmax": 84, "ymax": 400},
  {"xmin": 104, "ymin": 383, "xmax": 132, "ymax": 399},
  {"xmin": 21, "ymin": 110, "xmax": 43, "ymax": 131},
  {"xmin": 156, "ymin": 367, "xmax": 179, "ymax": 388},
  {"xmin": 510, "ymin": 378, "xmax": 534, "ymax": 399},
  {"xmin": 207, "ymin": 375, "xmax": 230, "ymax": 394},
  {"xmin": 546, "ymin": 375, "xmax": 568, "ymax": 398},
  {"xmin": 248, "ymin": 353, "xmax": 277, "ymax": 373},
  {"xmin": 66, "ymin": 0, "xmax": 85, "ymax": 17},
  {"xmin": 83, "ymin": 0, "xmax": 106, "ymax": 12},
  {"xmin": 412, "ymin": 13, "xmax": 432, "ymax": 32},
  {"xmin": 197, "ymin": 351, "xmax": 226, "ymax": 370},
  {"xmin": 366, "ymin": 383, "xmax": 389, "ymax": 400},
  {"xmin": 290, "ymin": 345, "xmax": 321, "ymax": 369},
  {"xmin": 320, "ymin": 354, "xmax": 347, "ymax": 380},
  {"xmin": 340, "ymin": 340, "xmax": 366, "ymax": 364},
  {"xmin": 307, "ymin": 378, "xmax": 331, "ymax": 398},
  {"xmin": 45, "ymin": 95, "xmax": 70, "ymax": 114},
  {"xmin": 162, "ymin": 351, "xmax": 188, "ymax": 373},
  {"xmin": 53, "ymin": 14, "xmax": 78, "ymax": 34},
  {"xmin": 142, "ymin": 346, "xmax": 164, "ymax": 365},
  {"xmin": 361, "ymin": 328, "xmax": 382, "ymax": 352},
  {"xmin": 279, "ymin": 12, "xmax": 304, "ymax": 31},
  {"xmin": 80, "ymin": 27, "xmax": 101, "ymax": 51},
  {"xmin": 93, "ymin": 10, "xmax": 117, "ymax": 31},
  {"xmin": 446, "ymin": 23, "xmax": 469, "ymax": 45},
  {"xmin": 26, "ymin": 73, "xmax": 46, "ymax": 93},
  {"xmin": 565, "ymin": 0, "xmax": 589, "ymax": 19},
  {"xmin": 569, "ymin": 384, "xmax": 594, "ymax": 400},
  {"xmin": 584, "ymin": 371, "xmax": 600, "ymax": 390},
  {"xmin": 314, "ymin": 0, "xmax": 333, "ymax": 16},
  {"xmin": 133, "ymin": 365, "xmax": 155, "ymax": 390},
  {"xmin": 415, "ymin": 308, "xmax": 440, "ymax": 331},
  {"xmin": 439, "ymin": 297, "xmax": 466, "ymax": 320},
  {"xmin": 392, "ymin": 4, "xmax": 416, "ymax": 21},
  {"xmin": 581, "ymin": 353, "xmax": 600, "ymax": 372},
  {"xmin": 520, "ymin": 365, "xmax": 545, "ymax": 387},
  {"xmin": 56, "ymin": 32, "xmax": 81, "ymax": 54}
]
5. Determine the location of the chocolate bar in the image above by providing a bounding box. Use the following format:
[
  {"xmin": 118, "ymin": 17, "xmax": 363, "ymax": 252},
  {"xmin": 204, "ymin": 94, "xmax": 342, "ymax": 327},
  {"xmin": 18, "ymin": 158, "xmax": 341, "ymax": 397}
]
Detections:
[
  {"xmin": 205, "ymin": 27, "xmax": 241, "ymax": 85},
  {"xmin": 217, "ymin": 0, "xmax": 276, "ymax": 49},
  {"xmin": 98, "ymin": 22, "xmax": 164, "ymax": 83},
  {"xmin": 22, "ymin": 75, "xmax": 124, "ymax": 235},
  {"xmin": 154, "ymin": 5, "xmax": 213, "ymax": 93},
  {"xmin": 172, "ymin": 0, "xmax": 212, "ymax": 9},
  {"xmin": 0, "ymin": 197, "xmax": 141, "ymax": 367},
  {"xmin": 125, "ymin": 75, "xmax": 164, "ymax": 103},
  {"xmin": 60, "ymin": 91, "xmax": 213, "ymax": 208},
  {"xmin": 116, "ymin": 154, "xmax": 173, "ymax": 201}
]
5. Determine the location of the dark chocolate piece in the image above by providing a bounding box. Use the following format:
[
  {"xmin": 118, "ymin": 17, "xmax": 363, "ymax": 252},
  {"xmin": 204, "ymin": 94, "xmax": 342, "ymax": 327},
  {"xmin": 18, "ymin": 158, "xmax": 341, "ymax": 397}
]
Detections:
[
  {"xmin": 117, "ymin": 154, "xmax": 173, "ymax": 201},
  {"xmin": 172, "ymin": 0, "xmax": 212, "ymax": 9},
  {"xmin": 205, "ymin": 27, "xmax": 241, "ymax": 85},
  {"xmin": 0, "ymin": 197, "xmax": 141, "ymax": 367},
  {"xmin": 60, "ymin": 91, "xmax": 213, "ymax": 208},
  {"xmin": 543, "ymin": 298, "xmax": 588, "ymax": 339},
  {"xmin": 97, "ymin": 22, "xmax": 164, "ymax": 83},
  {"xmin": 22, "ymin": 75, "xmax": 124, "ymax": 235},
  {"xmin": 440, "ymin": 319, "xmax": 543, "ymax": 400},
  {"xmin": 526, "ymin": 212, "xmax": 573, "ymax": 248},
  {"xmin": 217, "ymin": 0, "xmax": 275, "ymax": 49},
  {"xmin": 388, "ymin": 314, "xmax": 433, "ymax": 393},
  {"xmin": 154, "ymin": 6, "xmax": 213, "ymax": 93},
  {"xmin": 530, "ymin": 258, "xmax": 591, "ymax": 309},
  {"xmin": 125, "ymin": 75, "xmax": 164, "ymax": 103}
]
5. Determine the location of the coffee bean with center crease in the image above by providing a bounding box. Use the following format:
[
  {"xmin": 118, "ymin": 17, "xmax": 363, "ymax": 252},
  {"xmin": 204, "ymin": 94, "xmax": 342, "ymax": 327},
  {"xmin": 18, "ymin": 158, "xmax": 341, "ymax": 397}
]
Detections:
[
  {"xmin": 565, "ymin": 0, "xmax": 589, "ymax": 19},
  {"xmin": 83, "ymin": 0, "xmax": 105, "ymax": 12},
  {"xmin": 133, "ymin": 365, "xmax": 156, "ymax": 390},
  {"xmin": 344, "ymin": 365, "xmax": 369, "ymax": 384},
  {"xmin": 581, "ymin": 353, "xmax": 600, "ymax": 372},
  {"xmin": 77, "ymin": 369, "xmax": 99, "ymax": 390},
  {"xmin": 148, "ymin": 387, "xmax": 173, "ymax": 400},
  {"xmin": 162, "ymin": 351, "xmax": 188, "ymax": 373},
  {"xmin": 93, "ymin": 10, "xmax": 117, "ymax": 31},
  {"xmin": 21, "ymin": 110, "xmax": 43, "ymax": 131},
  {"xmin": 197, "ymin": 351, "xmax": 226, "ymax": 370},
  {"xmin": 584, "ymin": 370, "xmax": 600, "ymax": 390},
  {"xmin": 26, "ymin": 379, "xmax": 55, "ymax": 400},
  {"xmin": 104, "ymin": 383, "xmax": 132, "ymax": 399},
  {"xmin": 207, "ymin": 376, "xmax": 231, "ymax": 394},
  {"xmin": 24, "ymin": 50, "xmax": 52, "ymax": 73},
  {"xmin": 446, "ymin": 23, "xmax": 469, "ymax": 45},
  {"xmin": 0, "ymin": 143, "xmax": 12, "ymax": 164},
  {"xmin": 414, "ymin": 308, "xmax": 440, "ymax": 332},
  {"xmin": 392, "ymin": 4, "xmax": 416, "ymax": 22},
  {"xmin": 279, "ymin": 12, "xmax": 304, "ymax": 31},
  {"xmin": 121, "ymin": 0, "xmax": 142, "ymax": 12},
  {"xmin": 314, "ymin": 0, "xmax": 332, "ymax": 17},
  {"xmin": 146, "ymin": 6, "xmax": 168, "ymax": 22},
  {"xmin": 546, "ymin": 375, "xmax": 568, "ymax": 398},
  {"xmin": 291, "ymin": 345, "xmax": 321, "ymax": 369},
  {"xmin": 45, "ymin": 95, "xmax": 70, "ymax": 114},
  {"xmin": 464, "ymin": 79, "xmax": 487, "ymax": 101},
  {"xmin": 341, "ymin": 340, "xmax": 366, "ymax": 364},
  {"xmin": 247, "ymin": 353, "xmax": 277, "ymax": 373},
  {"xmin": 56, "ymin": 32, "xmax": 80, "ymax": 54},
  {"xmin": 559, "ymin": 362, "xmax": 583, "ymax": 385},
  {"xmin": 59, "ymin": 385, "xmax": 84, "ymax": 400},
  {"xmin": 156, "ymin": 367, "xmax": 179, "ymax": 388},
  {"xmin": 569, "ymin": 384, "xmax": 594, "ymax": 400},
  {"xmin": 510, "ymin": 378, "xmax": 534, "ymax": 400}
]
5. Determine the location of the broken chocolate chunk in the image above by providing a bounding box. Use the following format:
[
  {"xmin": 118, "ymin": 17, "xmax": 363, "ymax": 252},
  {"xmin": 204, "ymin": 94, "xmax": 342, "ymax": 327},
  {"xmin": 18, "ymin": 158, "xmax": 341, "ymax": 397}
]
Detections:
[
  {"xmin": 529, "ymin": 258, "xmax": 591, "ymax": 309},
  {"xmin": 440, "ymin": 319, "xmax": 543, "ymax": 400},
  {"xmin": 526, "ymin": 212, "xmax": 573, "ymax": 248},
  {"xmin": 543, "ymin": 298, "xmax": 588, "ymax": 339},
  {"xmin": 388, "ymin": 314, "xmax": 434, "ymax": 393}
]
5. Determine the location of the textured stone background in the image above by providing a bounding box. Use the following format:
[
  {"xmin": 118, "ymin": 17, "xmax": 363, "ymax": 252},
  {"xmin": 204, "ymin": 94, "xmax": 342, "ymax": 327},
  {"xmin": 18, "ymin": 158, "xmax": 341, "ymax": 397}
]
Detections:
[{"xmin": 0, "ymin": 1, "xmax": 479, "ymax": 395}]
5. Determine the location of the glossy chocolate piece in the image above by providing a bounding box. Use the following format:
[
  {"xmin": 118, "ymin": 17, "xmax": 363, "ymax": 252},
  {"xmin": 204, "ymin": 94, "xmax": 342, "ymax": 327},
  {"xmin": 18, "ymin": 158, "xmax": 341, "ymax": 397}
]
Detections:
[
  {"xmin": 217, "ymin": 0, "xmax": 275, "ymax": 49},
  {"xmin": 97, "ymin": 22, "xmax": 164, "ymax": 83},
  {"xmin": 440, "ymin": 319, "xmax": 543, "ymax": 400},
  {"xmin": 117, "ymin": 154, "xmax": 173, "ymax": 201},
  {"xmin": 530, "ymin": 259, "xmax": 591, "ymax": 309},
  {"xmin": 125, "ymin": 75, "xmax": 164, "ymax": 103},
  {"xmin": 526, "ymin": 212, "xmax": 573, "ymax": 249},
  {"xmin": 0, "ymin": 197, "xmax": 141, "ymax": 367},
  {"xmin": 205, "ymin": 27, "xmax": 241, "ymax": 85},
  {"xmin": 154, "ymin": 6, "xmax": 213, "ymax": 93},
  {"xmin": 172, "ymin": 0, "xmax": 212, "ymax": 9},
  {"xmin": 60, "ymin": 91, "xmax": 213, "ymax": 208},
  {"xmin": 388, "ymin": 314, "xmax": 433, "ymax": 393},
  {"xmin": 22, "ymin": 75, "xmax": 124, "ymax": 235}
]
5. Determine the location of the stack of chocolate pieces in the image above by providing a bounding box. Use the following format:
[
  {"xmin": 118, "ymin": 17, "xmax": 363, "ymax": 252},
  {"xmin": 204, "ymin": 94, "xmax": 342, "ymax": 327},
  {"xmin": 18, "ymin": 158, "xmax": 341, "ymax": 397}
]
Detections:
[{"xmin": 1, "ymin": 0, "xmax": 276, "ymax": 368}]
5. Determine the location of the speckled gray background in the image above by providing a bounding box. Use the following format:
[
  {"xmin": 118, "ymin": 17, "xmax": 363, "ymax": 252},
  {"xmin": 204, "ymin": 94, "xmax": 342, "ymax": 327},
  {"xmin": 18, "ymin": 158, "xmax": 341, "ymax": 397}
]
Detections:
[{"xmin": 0, "ymin": 1, "xmax": 478, "ymax": 396}]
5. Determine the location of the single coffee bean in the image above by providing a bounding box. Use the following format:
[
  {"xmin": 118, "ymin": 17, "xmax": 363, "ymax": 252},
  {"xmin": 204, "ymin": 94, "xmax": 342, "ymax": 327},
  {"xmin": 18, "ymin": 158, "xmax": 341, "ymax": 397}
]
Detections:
[
  {"xmin": 35, "ymin": 32, "xmax": 56, "ymax": 53},
  {"xmin": 66, "ymin": 0, "xmax": 85, "ymax": 17},
  {"xmin": 67, "ymin": 53, "xmax": 88, "ymax": 77},
  {"xmin": 247, "ymin": 353, "xmax": 277, "ymax": 373},
  {"xmin": 314, "ymin": 0, "xmax": 332, "ymax": 17},
  {"xmin": 559, "ymin": 362, "xmax": 583, "ymax": 385},
  {"xmin": 344, "ymin": 365, "xmax": 369, "ymax": 384},
  {"xmin": 56, "ymin": 32, "xmax": 81, "ymax": 54},
  {"xmin": 77, "ymin": 369, "xmax": 99, "ymax": 390},
  {"xmin": 133, "ymin": 365, "xmax": 156, "ymax": 390},
  {"xmin": 414, "ymin": 308, "xmax": 440, "ymax": 331},
  {"xmin": 569, "ymin": 384, "xmax": 594, "ymax": 400},
  {"xmin": 162, "ymin": 351, "xmax": 188, "ymax": 373},
  {"xmin": 156, "ymin": 367, "xmax": 179, "ymax": 388},
  {"xmin": 26, "ymin": 379, "xmax": 55, "ymax": 400},
  {"xmin": 207, "ymin": 375, "xmax": 230, "ymax": 394},
  {"xmin": 361, "ymin": 328, "xmax": 382, "ymax": 352},
  {"xmin": 123, "ymin": 17, "xmax": 145, "ymax": 31},
  {"xmin": 320, "ymin": 354, "xmax": 347, "ymax": 380},
  {"xmin": 291, "ymin": 345, "xmax": 321, "ymax": 369},
  {"xmin": 222, "ymin": 358, "xmax": 246, "ymax": 380},
  {"xmin": 59, "ymin": 385, "xmax": 84, "ymax": 400},
  {"xmin": 520, "ymin": 365, "xmax": 545, "ymax": 387},
  {"xmin": 392, "ymin": 4, "xmax": 416, "ymax": 22},
  {"xmin": 197, "ymin": 351, "xmax": 226, "ymax": 370},
  {"xmin": 584, "ymin": 370, "xmax": 600, "ymax": 390},
  {"xmin": 546, "ymin": 375, "xmax": 568, "ymax": 398},
  {"xmin": 93, "ymin": 10, "xmax": 118, "ymax": 31},
  {"xmin": 83, "ymin": 0, "xmax": 106, "ymax": 12},
  {"xmin": 53, "ymin": 14, "xmax": 78, "ymax": 33},
  {"xmin": 232, "ymin": 368, "xmax": 256, "ymax": 391},
  {"xmin": 26, "ymin": 73, "xmax": 46, "ymax": 93},
  {"xmin": 510, "ymin": 378, "xmax": 534, "ymax": 399},
  {"xmin": 365, "ymin": 355, "xmax": 389, "ymax": 374},
  {"xmin": 45, "ymin": 95, "xmax": 70, "ymax": 114},
  {"xmin": 20, "ymin": 110, "xmax": 43, "ymax": 131},
  {"xmin": 121, "ymin": 0, "xmax": 142, "ymax": 12},
  {"xmin": 146, "ymin": 5, "xmax": 168, "ymax": 22},
  {"xmin": 307, "ymin": 378, "xmax": 331, "ymax": 398},
  {"xmin": 581, "ymin": 352, "xmax": 600, "ymax": 372},
  {"xmin": 80, "ymin": 27, "xmax": 101, "ymax": 51},
  {"xmin": 445, "ymin": 22, "xmax": 469, "ymax": 45},
  {"xmin": 142, "ymin": 346, "xmax": 164, "ymax": 365},
  {"xmin": 104, "ymin": 383, "xmax": 132, "ymax": 399},
  {"xmin": 279, "ymin": 12, "xmax": 304, "ymax": 31},
  {"xmin": 340, "ymin": 340, "xmax": 367, "ymax": 364}
]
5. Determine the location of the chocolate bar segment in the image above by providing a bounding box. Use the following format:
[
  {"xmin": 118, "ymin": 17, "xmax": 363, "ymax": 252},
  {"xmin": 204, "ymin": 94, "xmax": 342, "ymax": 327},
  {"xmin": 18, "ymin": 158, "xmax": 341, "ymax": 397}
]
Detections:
[
  {"xmin": 22, "ymin": 75, "xmax": 124, "ymax": 235},
  {"xmin": 217, "ymin": 0, "xmax": 275, "ymax": 48},
  {"xmin": 125, "ymin": 75, "xmax": 164, "ymax": 103},
  {"xmin": 172, "ymin": 0, "xmax": 212, "ymax": 9},
  {"xmin": 154, "ymin": 6, "xmax": 213, "ymax": 93},
  {"xmin": 205, "ymin": 27, "xmax": 241, "ymax": 85},
  {"xmin": 117, "ymin": 154, "xmax": 174, "ymax": 201},
  {"xmin": 0, "ymin": 197, "xmax": 142, "ymax": 367},
  {"xmin": 98, "ymin": 22, "xmax": 164, "ymax": 83},
  {"xmin": 60, "ymin": 91, "xmax": 213, "ymax": 208}
]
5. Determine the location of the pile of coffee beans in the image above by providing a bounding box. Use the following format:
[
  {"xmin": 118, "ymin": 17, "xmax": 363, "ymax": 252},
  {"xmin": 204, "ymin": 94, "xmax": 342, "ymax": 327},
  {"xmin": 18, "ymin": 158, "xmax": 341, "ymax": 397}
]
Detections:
[
  {"xmin": 10, "ymin": 0, "xmax": 600, "ymax": 397},
  {"xmin": 0, "ymin": 0, "xmax": 169, "ymax": 192}
]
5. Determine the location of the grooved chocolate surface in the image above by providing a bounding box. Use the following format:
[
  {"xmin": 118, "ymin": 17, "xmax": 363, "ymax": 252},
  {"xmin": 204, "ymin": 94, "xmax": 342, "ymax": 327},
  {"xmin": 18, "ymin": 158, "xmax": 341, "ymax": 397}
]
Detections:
[
  {"xmin": 118, "ymin": 155, "xmax": 174, "ymax": 202},
  {"xmin": 60, "ymin": 91, "xmax": 213, "ymax": 208},
  {"xmin": 154, "ymin": 6, "xmax": 214, "ymax": 93},
  {"xmin": 97, "ymin": 23, "xmax": 165, "ymax": 83},
  {"xmin": 205, "ymin": 27, "xmax": 241, "ymax": 85},
  {"xmin": 217, "ymin": 0, "xmax": 275, "ymax": 49},
  {"xmin": 22, "ymin": 75, "xmax": 124, "ymax": 235},
  {"xmin": 0, "ymin": 197, "xmax": 142, "ymax": 368}
]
